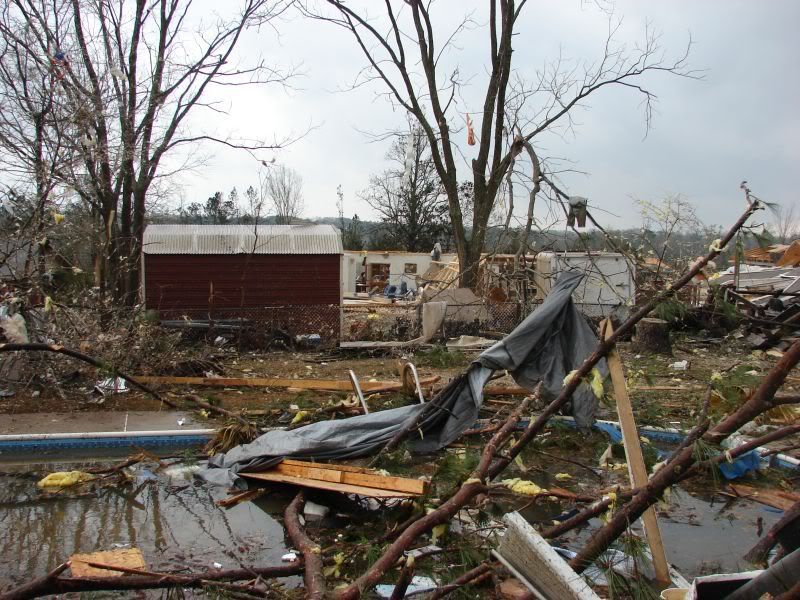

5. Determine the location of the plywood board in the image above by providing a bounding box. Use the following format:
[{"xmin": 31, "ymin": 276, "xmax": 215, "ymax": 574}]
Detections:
[
  {"xmin": 70, "ymin": 548, "xmax": 145, "ymax": 578},
  {"xmin": 242, "ymin": 472, "xmax": 417, "ymax": 498}
]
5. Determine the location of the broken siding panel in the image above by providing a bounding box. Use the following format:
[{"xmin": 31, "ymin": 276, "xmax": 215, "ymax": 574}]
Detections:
[{"xmin": 144, "ymin": 254, "xmax": 340, "ymax": 310}]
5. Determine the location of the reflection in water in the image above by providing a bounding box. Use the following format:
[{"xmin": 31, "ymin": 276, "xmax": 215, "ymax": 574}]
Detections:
[{"xmin": 0, "ymin": 459, "xmax": 288, "ymax": 588}]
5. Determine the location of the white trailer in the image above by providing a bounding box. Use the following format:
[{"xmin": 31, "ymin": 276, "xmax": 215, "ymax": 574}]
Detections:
[{"xmin": 534, "ymin": 251, "xmax": 635, "ymax": 319}]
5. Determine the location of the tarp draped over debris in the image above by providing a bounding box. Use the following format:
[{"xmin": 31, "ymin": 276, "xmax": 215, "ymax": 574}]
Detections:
[{"xmin": 198, "ymin": 271, "xmax": 605, "ymax": 488}]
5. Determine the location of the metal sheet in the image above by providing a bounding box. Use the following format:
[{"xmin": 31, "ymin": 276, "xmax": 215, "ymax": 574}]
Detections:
[{"xmin": 143, "ymin": 224, "xmax": 343, "ymax": 255}]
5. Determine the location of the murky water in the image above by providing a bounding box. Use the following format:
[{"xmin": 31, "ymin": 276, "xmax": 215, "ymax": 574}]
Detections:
[
  {"xmin": 0, "ymin": 457, "xmax": 291, "ymax": 589},
  {"xmin": 521, "ymin": 483, "xmax": 782, "ymax": 580},
  {"xmin": 0, "ymin": 450, "xmax": 788, "ymax": 593}
]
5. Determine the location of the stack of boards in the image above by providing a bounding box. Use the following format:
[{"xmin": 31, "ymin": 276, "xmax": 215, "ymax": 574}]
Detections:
[{"xmin": 243, "ymin": 459, "xmax": 428, "ymax": 498}]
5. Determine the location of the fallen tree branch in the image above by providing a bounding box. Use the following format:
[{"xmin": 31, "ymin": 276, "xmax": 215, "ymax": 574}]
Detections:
[
  {"xmin": 423, "ymin": 561, "xmax": 495, "ymax": 599},
  {"xmin": 744, "ymin": 499, "xmax": 800, "ymax": 566},
  {"xmin": 0, "ymin": 343, "xmax": 173, "ymax": 407},
  {"xmin": 389, "ymin": 556, "xmax": 415, "ymax": 600},
  {"xmin": 334, "ymin": 388, "xmax": 539, "ymax": 600},
  {"xmin": 0, "ymin": 562, "xmax": 70, "ymax": 600},
  {"xmin": 0, "ymin": 563, "xmax": 302, "ymax": 600},
  {"xmin": 284, "ymin": 492, "xmax": 326, "ymax": 600}
]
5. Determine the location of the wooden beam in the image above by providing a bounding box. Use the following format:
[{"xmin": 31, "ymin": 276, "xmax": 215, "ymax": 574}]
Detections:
[
  {"xmin": 242, "ymin": 472, "xmax": 418, "ymax": 498},
  {"xmin": 602, "ymin": 319, "xmax": 671, "ymax": 586},
  {"xmin": 242, "ymin": 460, "xmax": 428, "ymax": 497},
  {"xmin": 135, "ymin": 375, "xmax": 439, "ymax": 393},
  {"xmin": 273, "ymin": 461, "xmax": 428, "ymax": 495}
]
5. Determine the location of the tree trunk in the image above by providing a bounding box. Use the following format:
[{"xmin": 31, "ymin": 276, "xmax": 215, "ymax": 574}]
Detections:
[
  {"xmin": 125, "ymin": 186, "xmax": 146, "ymax": 305},
  {"xmin": 632, "ymin": 318, "xmax": 672, "ymax": 355}
]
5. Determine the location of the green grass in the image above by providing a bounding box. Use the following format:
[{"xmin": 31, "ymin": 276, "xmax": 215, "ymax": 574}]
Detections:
[{"xmin": 413, "ymin": 346, "xmax": 469, "ymax": 369}]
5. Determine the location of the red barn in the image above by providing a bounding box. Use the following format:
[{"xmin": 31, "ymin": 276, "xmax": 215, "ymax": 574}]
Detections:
[{"xmin": 142, "ymin": 224, "xmax": 343, "ymax": 342}]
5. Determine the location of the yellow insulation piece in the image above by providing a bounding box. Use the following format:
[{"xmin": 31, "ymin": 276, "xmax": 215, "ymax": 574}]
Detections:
[
  {"xmin": 501, "ymin": 478, "xmax": 547, "ymax": 496},
  {"xmin": 37, "ymin": 471, "xmax": 95, "ymax": 488}
]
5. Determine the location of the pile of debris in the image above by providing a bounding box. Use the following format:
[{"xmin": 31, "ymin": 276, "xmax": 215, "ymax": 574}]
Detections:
[{"xmin": 714, "ymin": 265, "xmax": 800, "ymax": 351}]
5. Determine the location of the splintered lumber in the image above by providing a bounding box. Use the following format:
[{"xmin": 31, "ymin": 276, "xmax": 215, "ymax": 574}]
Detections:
[
  {"xmin": 728, "ymin": 483, "xmax": 800, "ymax": 511},
  {"xmin": 603, "ymin": 319, "xmax": 671, "ymax": 586},
  {"xmin": 135, "ymin": 375, "xmax": 439, "ymax": 393},
  {"xmin": 492, "ymin": 512, "xmax": 601, "ymax": 600},
  {"xmin": 242, "ymin": 460, "xmax": 428, "ymax": 498},
  {"xmin": 70, "ymin": 548, "xmax": 146, "ymax": 578}
]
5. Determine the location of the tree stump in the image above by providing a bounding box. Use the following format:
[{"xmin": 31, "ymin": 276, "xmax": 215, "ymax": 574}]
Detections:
[{"xmin": 632, "ymin": 318, "xmax": 673, "ymax": 355}]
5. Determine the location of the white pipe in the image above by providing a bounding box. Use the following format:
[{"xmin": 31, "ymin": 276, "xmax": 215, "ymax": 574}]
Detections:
[
  {"xmin": 0, "ymin": 429, "xmax": 215, "ymax": 442},
  {"xmin": 348, "ymin": 369, "xmax": 369, "ymax": 414},
  {"xmin": 404, "ymin": 362, "xmax": 426, "ymax": 404}
]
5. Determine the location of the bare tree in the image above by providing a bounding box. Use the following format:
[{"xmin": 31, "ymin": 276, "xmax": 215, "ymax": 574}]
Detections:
[
  {"xmin": 772, "ymin": 201, "xmax": 798, "ymax": 244},
  {"xmin": 360, "ymin": 123, "xmax": 448, "ymax": 251},
  {"xmin": 262, "ymin": 165, "xmax": 304, "ymax": 225},
  {"xmin": 1, "ymin": 0, "xmax": 294, "ymax": 302},
  {"xmin": 302, "ymin": 1, "xmax": 698, "ymax": 288},
  {"xmin": 0, "ymin": 0, "xmax": 73, "ymax": 283}
]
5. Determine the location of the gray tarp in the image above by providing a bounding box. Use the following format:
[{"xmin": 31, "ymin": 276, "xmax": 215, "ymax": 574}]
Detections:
[{"xmin": 198, "ymin": 271, "xmax": 606, "ymax": 487}]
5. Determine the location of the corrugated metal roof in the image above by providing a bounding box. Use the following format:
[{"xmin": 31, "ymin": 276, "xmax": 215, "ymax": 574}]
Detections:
[{"xmin": 143, "ymin": 224, "xmax": 343, "ymax": 255}]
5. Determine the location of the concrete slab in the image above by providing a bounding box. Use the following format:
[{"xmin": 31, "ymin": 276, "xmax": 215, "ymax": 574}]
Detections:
[{"xmin": 0, "ymin": 411, "xmax": 199, "ymax": 435}]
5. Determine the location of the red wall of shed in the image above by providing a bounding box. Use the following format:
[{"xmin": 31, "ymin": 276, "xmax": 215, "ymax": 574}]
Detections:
[{"xmin": 144, "ymin": 254, "xmax": 340, "ymax": 311}]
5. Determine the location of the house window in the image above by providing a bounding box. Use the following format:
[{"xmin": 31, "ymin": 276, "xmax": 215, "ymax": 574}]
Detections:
[{"xmin": 404, "ymin": 263, "xmax": 418, "ymax": 274}]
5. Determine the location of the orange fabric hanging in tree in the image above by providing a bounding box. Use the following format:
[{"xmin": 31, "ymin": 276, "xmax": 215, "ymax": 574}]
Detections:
[{"xmin": 466, "ymin": 114, "xmax": 476, "ymax": 146}]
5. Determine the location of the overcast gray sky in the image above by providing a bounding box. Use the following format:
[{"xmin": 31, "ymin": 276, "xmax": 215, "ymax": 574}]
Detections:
[{"xmin": 174, "ymin": 0, "xmax": 799, "ymax": 232}]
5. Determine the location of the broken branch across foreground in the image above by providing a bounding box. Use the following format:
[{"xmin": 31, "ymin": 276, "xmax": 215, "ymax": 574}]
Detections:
[
  {"xmin": 0, "ymin": 562, "xmax": 302, "ymax": 600},
  {"xmin": 744, "ymin": 499, "xmax": 800, "ymax": 566},
  {"xmin": 334, "ymin": 389, "xmax": 539, "ymax": 600},
  {"xmin": 284, "ymin": 492, "xmax": 326, "ymax": 600}
]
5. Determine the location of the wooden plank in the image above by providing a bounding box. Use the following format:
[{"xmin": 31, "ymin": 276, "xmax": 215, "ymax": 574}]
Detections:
[
  {"xmin": 273, "ymin": 461, "xmax": 428, "ymax": 494},
  {"xmin": 241, "ymin": 472, "xmax": 417, "ymax": 498},
  {"xmin": 339, "ymin": 471, "xmax": 427, "ymax": 495},
  {"xmin": 281, "ymin": 459, "xmax": 374, "ymax": 474},
  {"xmin": 274, "ymin": 463, "xmax": 344, "ymax": 484},
  {"xmin": 728, "ymin": 483, "xmax": 800, "ymax": 511},
  {"xmin": 135, "ymin": 375, "xmax": 439, "ymax": 393},
  {"xmin": 70, "ymin": 548, "xmax": 146, "ymax": 578},
  {"xmin": 602, "ymin": 319, "xmax": 671, "ymax": 586}
]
